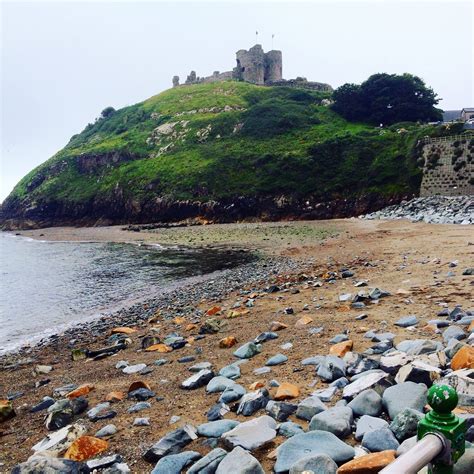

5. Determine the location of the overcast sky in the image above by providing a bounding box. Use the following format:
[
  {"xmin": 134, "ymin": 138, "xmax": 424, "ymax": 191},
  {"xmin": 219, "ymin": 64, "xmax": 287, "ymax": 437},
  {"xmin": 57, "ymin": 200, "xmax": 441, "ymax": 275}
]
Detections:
[{"xmin": 1, "ymin": 0, "xmax": 473, "ymax": 202}]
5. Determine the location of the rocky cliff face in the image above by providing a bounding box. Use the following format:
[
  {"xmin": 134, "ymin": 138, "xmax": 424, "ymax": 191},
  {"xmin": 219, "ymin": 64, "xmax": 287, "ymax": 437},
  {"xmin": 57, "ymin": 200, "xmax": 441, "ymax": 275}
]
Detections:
[{"xmin": 1, "ymin": 191, "xmax": 410, "ymax": 230}]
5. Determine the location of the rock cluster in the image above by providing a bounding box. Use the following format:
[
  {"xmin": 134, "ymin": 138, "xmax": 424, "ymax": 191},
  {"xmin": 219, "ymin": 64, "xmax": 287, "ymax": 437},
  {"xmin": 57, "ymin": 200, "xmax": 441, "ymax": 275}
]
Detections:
[
  {"xmin": 3, "ymin": 253, "xmax": 474, "ymax": 473},
  {"xmin": 361, "ymin": 196, "xmax": 473, "ymax": 224}
]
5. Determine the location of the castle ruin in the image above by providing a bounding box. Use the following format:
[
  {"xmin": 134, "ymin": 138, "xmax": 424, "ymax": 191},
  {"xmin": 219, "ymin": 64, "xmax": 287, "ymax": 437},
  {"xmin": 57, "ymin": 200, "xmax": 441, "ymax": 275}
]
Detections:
[{"xmin": 173, "ymin": 44, "xmax": 332, "ymax": 92}]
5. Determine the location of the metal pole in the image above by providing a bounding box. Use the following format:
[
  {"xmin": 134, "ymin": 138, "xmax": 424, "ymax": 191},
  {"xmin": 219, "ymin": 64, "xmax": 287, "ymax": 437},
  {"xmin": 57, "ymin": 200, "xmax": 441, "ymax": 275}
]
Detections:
[{"xmin": 380, "ymin": 434, "xmax": 444, "ymax": 474}]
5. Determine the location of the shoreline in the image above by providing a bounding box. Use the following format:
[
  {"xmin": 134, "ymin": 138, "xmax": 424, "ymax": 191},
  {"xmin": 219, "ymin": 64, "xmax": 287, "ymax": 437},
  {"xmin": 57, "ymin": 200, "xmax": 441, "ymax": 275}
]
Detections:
[{"xmin": 1, "ymin": 218, "xmax": 473, "ymax": 472}]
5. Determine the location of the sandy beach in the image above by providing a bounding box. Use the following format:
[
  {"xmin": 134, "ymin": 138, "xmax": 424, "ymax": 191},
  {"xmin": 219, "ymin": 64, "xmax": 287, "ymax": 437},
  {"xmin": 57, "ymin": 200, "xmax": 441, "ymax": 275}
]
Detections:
[{"xmin": 1, "ymin": 218, "xmax": 473, "ymax": 472}]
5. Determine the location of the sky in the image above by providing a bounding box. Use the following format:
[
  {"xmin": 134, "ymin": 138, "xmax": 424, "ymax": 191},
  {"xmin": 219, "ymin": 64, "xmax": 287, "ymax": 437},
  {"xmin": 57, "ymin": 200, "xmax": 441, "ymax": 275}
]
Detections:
[{"xmin": 1, "ymin": 0, "xmax": 473, "ymax": 202}]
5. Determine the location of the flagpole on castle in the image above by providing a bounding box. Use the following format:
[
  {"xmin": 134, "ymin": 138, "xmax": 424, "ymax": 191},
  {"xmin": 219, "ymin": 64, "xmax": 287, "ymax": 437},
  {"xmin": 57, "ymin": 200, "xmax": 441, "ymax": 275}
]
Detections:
[
  {"xmin": 272, "ymin": 33, "xmax": 275, "ymax": 49},
  {"xmin": 255, "ymin": 30, "xmax": 258, "ymax": 44}
]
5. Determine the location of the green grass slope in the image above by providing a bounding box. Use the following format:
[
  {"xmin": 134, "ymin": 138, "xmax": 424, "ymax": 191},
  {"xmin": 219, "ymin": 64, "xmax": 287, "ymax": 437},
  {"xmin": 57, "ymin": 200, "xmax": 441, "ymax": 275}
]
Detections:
[{"xmin": 2, "ymin": 80, "xmax": 448, "ymax": 226}]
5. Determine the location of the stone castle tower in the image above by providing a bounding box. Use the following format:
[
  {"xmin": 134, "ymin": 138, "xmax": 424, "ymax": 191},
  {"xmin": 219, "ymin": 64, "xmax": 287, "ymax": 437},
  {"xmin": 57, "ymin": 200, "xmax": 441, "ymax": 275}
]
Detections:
[
  {"xmin": 233, "ymin": 44, "xmax": 282, "ymax": 85},
  {"xmin": 173, "ymin": 44, "xmax": 331, "ymax": 91}
]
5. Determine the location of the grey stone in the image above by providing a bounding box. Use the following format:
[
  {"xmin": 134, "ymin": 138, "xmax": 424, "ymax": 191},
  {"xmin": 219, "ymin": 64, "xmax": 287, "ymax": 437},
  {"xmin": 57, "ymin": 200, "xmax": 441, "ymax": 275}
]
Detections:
[
  {"xmin": 289, "ymin": 454, "xmax": 338, "ymax": 474},
  {"xmin": 254, "ymin": 332, "xmax": 278, "ymax": 344},
  {"xmin": 32, "ymin": 423, "xmax": 86, "ymax": 455},
  {"xmin": 11, "ymin": 456, "xmax": 89, "ymax": 474},
  {"xmin": 278, "ymin": 421, "xmax": 305, "ymax": 438},
  {"xmin": 253, "ymin": 367, "xmax": 271, "ymax": 375},
  {"xmin": 151, "ymin": 451, "xmax": 201, "ymax": 474},
  {"xmin": 265, "ymin": 400, "xmax": 297, "ymax": 421},
  {"xmin": 207, "ymin": 402, "xmax": 230, "ymax": 422},
  {"xmin": 382, "ymin": 381, "xmax": 427, "ymax": 419},
  {"xmin": 274, "ymin": 430, "xmax": 355, "ymax": 473},
  {"xmin": 396, "ymin": 339, "xmax": 443, "ymax": 355},
  {"xmin": 222, "ymin": 415, "xmax": 277, "ymax": 450},
  {"xmin": 395, "ymin": 315, "xmax": 418, "ymax": 327},
  {"xmin": 215, "ymin": 446, "xmax": 264, "ymax": 474},
  {"xmin": 317, "ymin": 355, "xmax": 346, "ymax": 382},
  {"xmin": 95, "ymin": 424, "xmax": 117, "ymax": 438},
  {"xmin": 362, "ymin": 428, "xmax": 400, "ymax": 452},
  {"xmin": 197, "ymin": 420, "xmax": 240, "ymax": 438},
  {"xmin": 436, "ymin": 369, "xmax": 474, "ymax": 406},
  {"xmin": 134, "ymin": 417, "xmax": 150, "ymax": 426},
  {"xmin": 181, "ymin": 370, "xmax": 215, "ymax": 390},
  {"xmin": 187, "ymin": 448, "xmax": 227, "ymax": 474},
  {"xmin": 296, "ymin": 396, "xmax": 327, "ymax": 421},
  {"xmin": 309, "ymin": 406, "xmax": 353, "ymax": 438},
  {"xmin": 395, "ymin": 360, "xmax": 441, "ymax": 387},
  {"xmin": 265, "ymin": 354, "xmax": 288, "ymax": 366},
  {"xmin": 301, "ymin": 355, "xmax": 325, "ymax": 367},
  {"xmin": 207, "ymin": 376, "xmax": 237, "ymax": 394},
  {"xmin": 122, "ymin": 363, "xmax": 147, "ymax": 374},
  {"xmin": 189, "ymin": 362, "xmax": 212, "ymax": 372},
  {"xmin": 312, "ymin": 386, "xmax": 337, "ymax": 402},
  {"xmin": 330, "ymin": 334, "xmax": 349, "ymax": 344},
  {"xmin": 348, "ymin": 389, "xmax": 382, "ymax": 416},
  {"xmin": 443, "ymin": 326, "xmax": 466, "ymax": 342},
  {"xmin": 219, "ymin": 364, "xmax": 240, "ymax": 380},
  {"xmin": 233, "ymin": 342, "xmax": 262, "ymax": 359},
  {"xmin": 379, "ymin": 350, "xmax": 412, "ymax": 374},
  {"xmin": 355, "ymin": 415, "xmax": 389, "ymax": 441},
  {"xmin": 128, "ymin": 388, "xmax": 155, "ymax": 401},
  {"xmin": 128, "ymin": 401, "xmax": 151, "ymax": 413},
  {"xmin": 342, "ymin": 371, "xmax": 391, "ymax": 399},
  {"xmin": 143, "ymin": 425, "xmax": 198, "ymax": 463},
  {"xmin": 237, "ymin": 389, "xmax": 269, "ymax": 416},
  {"xmin": 219, "ymin": 384, "xmax": 246, "ymax": 403},
  {"xmin": 390, "ymin": 408, "xmax": 423, "ymax": 441},
  {"xmin": 87, "ymin": 454, "xmax": 123, "ymax": 470}
]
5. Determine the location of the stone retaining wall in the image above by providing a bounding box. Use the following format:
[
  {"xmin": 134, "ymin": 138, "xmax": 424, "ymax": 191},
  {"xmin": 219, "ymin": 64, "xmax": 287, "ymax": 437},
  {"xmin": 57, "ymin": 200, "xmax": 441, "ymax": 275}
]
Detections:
[{"xmin": 420, "ymin": 135, "xmax": 474, "ymax": 196}]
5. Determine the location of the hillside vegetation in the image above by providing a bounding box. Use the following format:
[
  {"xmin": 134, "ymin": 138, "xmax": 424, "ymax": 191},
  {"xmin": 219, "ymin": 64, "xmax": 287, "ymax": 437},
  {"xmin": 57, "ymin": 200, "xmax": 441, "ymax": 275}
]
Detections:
[{"xmin": 0, "ymin": 80, "xmax": 456, "ymax": 227}]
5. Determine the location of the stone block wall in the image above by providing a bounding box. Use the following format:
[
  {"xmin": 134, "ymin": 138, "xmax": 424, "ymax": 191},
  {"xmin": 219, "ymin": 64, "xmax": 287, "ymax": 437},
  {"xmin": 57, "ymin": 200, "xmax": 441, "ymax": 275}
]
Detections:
[{"xmin": 420, "ymin": 135, "xmax": 474, "ymax": 196}]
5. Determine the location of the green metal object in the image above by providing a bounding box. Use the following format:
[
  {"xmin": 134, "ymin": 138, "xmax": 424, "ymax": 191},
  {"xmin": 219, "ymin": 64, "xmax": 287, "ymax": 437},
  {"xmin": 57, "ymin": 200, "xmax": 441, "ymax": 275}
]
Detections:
[{"xmin": 418, "ymin": 384, "xmax": 466, "ymax": 474}]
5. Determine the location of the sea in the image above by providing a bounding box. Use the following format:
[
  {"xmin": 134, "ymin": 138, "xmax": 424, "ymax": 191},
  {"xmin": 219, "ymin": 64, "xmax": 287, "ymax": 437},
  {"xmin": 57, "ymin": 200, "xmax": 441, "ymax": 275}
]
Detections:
[{"xmin": 0, "ymin": 233, "xmax": 254, "ymax": 354}]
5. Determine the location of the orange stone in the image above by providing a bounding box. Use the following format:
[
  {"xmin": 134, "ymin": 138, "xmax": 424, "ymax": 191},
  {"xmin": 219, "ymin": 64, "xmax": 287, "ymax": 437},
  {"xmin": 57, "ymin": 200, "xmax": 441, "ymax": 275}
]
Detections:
[
  {"xmin": 295, "ymin": 315, "xmax": 313, "ymax": 327},
  {"xmin": 111, "ymin": 327, "xmax": 136, "ymax": 335},
  {"xmin": 64, "ymin": 436, "xmax": 108, "ymax": 461},
  {"xmin": 128, "ymin": 380, "xmax": 151, "ymax": 393},
  {"xmin": 329, "ymin": 340, "xmax": 353, "ymax": 357},
  {"xmin": 219, "ymin": 336, "xmax": 238, "ymax": 348},
  {"xmin": 337, "ymin": 450, "xmax": 396, "ymax": 473},
  {"xmin": 173, "ymin": 317, "xmax": 186, "ymax": 325},
  {"xmin": 249, "ymin": 380, "xmax": 265, "ymax": 390},
  {"xmin": 274, "ymin": 382, "xmax": 300, "ymax": 400},
  {"xmin": 67, "ymin": 384, "xmax": 95, "ymax": 399},
  {"xmin": 451, "ymin": 345, "xmax": 474, "ymax": 370},
  {"xmin": 106, "ymin": 391, "xmax": 125, "ymax": 403},
  {"xmin": 337, "ymin": 305, "xmax": 351, "ymax": 312},
  {"xmin": 145, "ymin": 343, "xmax": 172, "ymax": 353},
  {"xmin": 185, "ymin": 323, "xmax": 198, "ymax": 331},
  {"xmin": 469, "ymin": 320, "xmax": 474, "ymax": 332},
  {"xmin": 206, "ymin": 306, "xmax": 221, "ymax": 316},
  {"xmin": 269, "ymin": 321, "xmax": 288, "ymax": 331}
]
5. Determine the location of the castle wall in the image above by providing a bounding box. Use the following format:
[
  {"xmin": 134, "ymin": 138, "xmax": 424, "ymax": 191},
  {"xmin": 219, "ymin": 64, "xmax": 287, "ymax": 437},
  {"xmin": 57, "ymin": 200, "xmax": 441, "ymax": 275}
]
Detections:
[
  {"xmin": 264, "ymin": 50, "xmax": 282, "ymax": 83},
  {"xmin": 420, "ymin": 135, "xmax": 474, "ymax": 196},
  {"xmin": 236, "ymin": 45, "xmax": 266, "ymax": 85}
]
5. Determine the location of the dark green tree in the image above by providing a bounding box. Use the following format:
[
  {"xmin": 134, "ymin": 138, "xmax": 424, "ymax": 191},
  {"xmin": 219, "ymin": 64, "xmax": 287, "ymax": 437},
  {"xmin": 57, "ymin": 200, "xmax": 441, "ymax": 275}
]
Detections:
[
  {"xmin": 332, "ymin": 73, "xmax": 442, "ymax": 125},
  {"xmin": 100, "ymin": 106, "xmax": 116, "ymax": 119}
]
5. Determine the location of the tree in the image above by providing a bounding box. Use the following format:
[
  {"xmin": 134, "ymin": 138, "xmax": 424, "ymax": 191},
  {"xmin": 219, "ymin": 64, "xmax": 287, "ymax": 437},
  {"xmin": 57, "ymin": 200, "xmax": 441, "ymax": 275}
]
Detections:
[
  {"xmin": 100, "ymin": 106, "xmax": 116, "ymax": 119},
  {"xmin": 332, "ymin": 73, "xmax": 442, "ymax": 125}
]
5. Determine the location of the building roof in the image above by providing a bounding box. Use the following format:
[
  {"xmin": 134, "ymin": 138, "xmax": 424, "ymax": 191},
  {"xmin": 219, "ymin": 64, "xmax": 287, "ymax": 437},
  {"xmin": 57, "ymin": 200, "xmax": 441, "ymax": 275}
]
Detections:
[
  {"xmin": 442, "ymin": 110, "xmax": 461, "ymax": 122},
  {"xmin": 461, "ymin": 107, "xmax": 474, "ymax": 113}
]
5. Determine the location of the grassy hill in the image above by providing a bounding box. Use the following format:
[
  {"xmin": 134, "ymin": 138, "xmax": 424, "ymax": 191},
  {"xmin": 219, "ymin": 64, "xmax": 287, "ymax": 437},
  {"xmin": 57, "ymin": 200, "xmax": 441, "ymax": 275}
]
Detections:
[{"xmin": 0, "ymin": 80, "xmax": 450, "ymax": 228}]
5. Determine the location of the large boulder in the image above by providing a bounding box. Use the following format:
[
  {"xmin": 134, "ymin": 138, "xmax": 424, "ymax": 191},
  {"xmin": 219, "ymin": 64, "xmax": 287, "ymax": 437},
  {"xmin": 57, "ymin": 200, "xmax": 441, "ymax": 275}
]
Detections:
[
  {"xmin": 215, "ymin": 446, "xmax": 264, "ymax": 474},
  {"xmin": 221, "ymin": 415, "xmax": 277, "ymax": 451},
  {"xmin": 309, "ymin": 406, "xmax": 353, "ymax": 438},
  {"xmin": 289, "ymin": 453, "xmax": 337, "ymax": 474},
  {"xmin": 382, "ymin": 382, "xmax": 427, "ymax": 419},
  {"xmin": 274, "ymin": 430, "xmax": 355, "ymax": 473},
  {"xmin": 143, "ymin": 425, "xmax": 197, "ymax": 463},
  {"xmin": 150, "ymin": 451, "xmax": 201, "ymax": 474},
  {"xmin": 187, "ymin": 448, "xmax": 227, "ymax": 474},
  {"xmin": 348, "ymin": 389, "xmax": 382, "ymax": 416}
]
